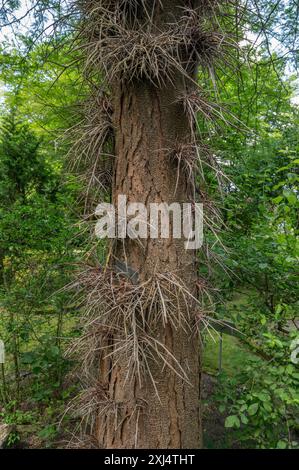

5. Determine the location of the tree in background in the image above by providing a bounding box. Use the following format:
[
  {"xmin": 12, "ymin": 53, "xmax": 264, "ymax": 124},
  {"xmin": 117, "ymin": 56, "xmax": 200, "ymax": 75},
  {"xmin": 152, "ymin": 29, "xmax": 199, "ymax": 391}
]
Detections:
[{"xmin": 0, "ymin": 109, "xmax": 78, "ymax": 429}]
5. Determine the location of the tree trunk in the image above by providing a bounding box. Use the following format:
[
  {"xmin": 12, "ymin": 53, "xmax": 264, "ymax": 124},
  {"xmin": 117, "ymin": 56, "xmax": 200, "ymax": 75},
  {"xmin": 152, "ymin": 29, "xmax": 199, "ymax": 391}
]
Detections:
[
  {"xmin": 94, "ymin": 76, "xmax": 202, "ymax": 448},
  {"xmin": 76, "ymin": 0, "xmax": 208, "ymax": 449}
]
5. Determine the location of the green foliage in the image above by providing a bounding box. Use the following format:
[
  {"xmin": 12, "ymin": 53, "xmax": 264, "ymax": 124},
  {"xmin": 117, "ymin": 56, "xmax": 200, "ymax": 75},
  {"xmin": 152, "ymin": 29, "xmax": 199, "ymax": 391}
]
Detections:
[
  {"xmin": 0, "ymin": 112, "xmax": 54, "ymax": 199},
  {"xmin": 0, "ymin": 104, "xmax": 80, "ymax": 446},
  {"xmin": 217, "ymin": 356, "xmax": 299, "ymax": 448},
  {"xmin": 21, "ymin": 338, "xmax": 71, "ymax": 402},
  {"xmin": 0, "ymin": 402, "xmax": 37, "ymax": 425},
  {"xmin": 202, "ymin": 47, "xmax": 299, "ymax": 449}
]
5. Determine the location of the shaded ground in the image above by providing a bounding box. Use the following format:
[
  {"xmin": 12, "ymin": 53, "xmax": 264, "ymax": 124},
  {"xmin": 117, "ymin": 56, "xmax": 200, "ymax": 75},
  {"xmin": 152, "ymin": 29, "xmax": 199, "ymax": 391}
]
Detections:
[
  {"xmin": 202, "ymin": 373, "xmax": 226, "ymax": 449},
  {"xmin": 202, "ymin": 372, "xmax": 245, "ymax": 449}
]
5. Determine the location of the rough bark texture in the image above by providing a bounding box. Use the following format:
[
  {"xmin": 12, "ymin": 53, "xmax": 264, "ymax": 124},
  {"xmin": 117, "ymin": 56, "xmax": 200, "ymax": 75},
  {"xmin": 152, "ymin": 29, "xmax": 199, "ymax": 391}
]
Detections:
[{"xmin": 94, "ymin": 1, "xmax": 202, "ymax": 449}]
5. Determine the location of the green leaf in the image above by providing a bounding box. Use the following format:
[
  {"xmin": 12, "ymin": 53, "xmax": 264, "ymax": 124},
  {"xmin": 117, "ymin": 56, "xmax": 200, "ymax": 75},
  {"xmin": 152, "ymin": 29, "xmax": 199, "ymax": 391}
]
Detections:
[
  {"xmin": 248, "ymin": 403, "xmax": 259, "ymax": 416},
  {"xmin": 21, "ymin": 352, "xmax": 35, "ymax": 364},
  {"xmin": 260, "ymin": 315, "xmax": 267, "ymax": 325},
  {"xmin": 255, "ymin": 392, "xmax": 268, "ymax": 402},
  {"xmin": 277, "ymin": 440, "xmax": 287, "ymax": 449},
  {"xmin": 283, "ymin": 190, "xmax": 297, "ymax": 206},
  {"xmin": 225, "ymin": 415, "xmax": 241, "ymax": 428},
  {"xmin": 272, "ymin": 196, "xmax": 283, "ymax": 204},
  {"xmin": 275, "ymin": 304, "xmax": 283, "ymax": 315}
]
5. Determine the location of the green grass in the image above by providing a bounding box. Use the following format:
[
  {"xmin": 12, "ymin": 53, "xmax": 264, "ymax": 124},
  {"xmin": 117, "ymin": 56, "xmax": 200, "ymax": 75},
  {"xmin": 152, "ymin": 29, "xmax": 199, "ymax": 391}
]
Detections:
[
  {"xmin": 203, "ymin": 290, "xmax": 262, "ymax": 376},
  {"xmin": 203, "ymin": 333, "xmax": 258, "ymax": 376}
]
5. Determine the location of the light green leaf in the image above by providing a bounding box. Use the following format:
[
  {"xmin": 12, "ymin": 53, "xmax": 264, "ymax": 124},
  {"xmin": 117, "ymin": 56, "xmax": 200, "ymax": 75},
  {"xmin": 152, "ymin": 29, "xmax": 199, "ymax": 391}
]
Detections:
[
  {"xmin": 225, "ymin": 415, "xmax": 241, "ymax": 428},
  {"xmin": 248, "ymin": 403, "xmax": 259, "ymax": 416}
]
